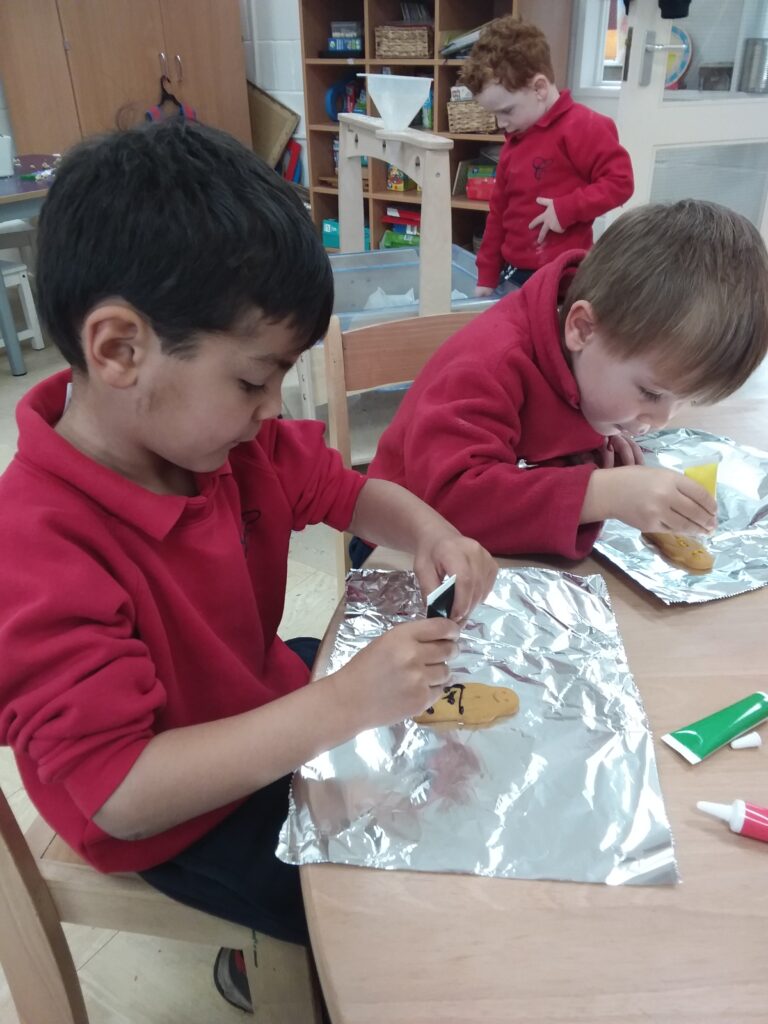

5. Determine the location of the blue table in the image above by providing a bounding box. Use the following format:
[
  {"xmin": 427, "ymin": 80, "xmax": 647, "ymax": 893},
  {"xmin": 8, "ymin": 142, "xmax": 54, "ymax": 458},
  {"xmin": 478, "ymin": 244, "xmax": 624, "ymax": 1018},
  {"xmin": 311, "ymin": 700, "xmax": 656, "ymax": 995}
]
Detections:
[{"xmin": 0, "ymin": 154, "xmax": 54, "ymax": 375}]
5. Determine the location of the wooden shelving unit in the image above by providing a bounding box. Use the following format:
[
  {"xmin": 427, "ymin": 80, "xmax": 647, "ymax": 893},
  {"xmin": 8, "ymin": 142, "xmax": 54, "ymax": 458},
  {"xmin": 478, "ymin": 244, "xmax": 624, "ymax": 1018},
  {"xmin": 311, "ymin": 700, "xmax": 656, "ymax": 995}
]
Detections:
[{"xmin": 299, "ymin": 0, "xmax": 572, "ymax": 251}]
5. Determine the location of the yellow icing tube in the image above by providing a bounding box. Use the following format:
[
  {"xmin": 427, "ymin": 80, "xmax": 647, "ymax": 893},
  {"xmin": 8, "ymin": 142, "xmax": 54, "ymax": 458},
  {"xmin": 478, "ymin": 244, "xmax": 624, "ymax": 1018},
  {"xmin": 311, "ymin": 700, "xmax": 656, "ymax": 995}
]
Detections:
[{"xmin": 683, "ymin": 461, "xmax": 718, "ymax": 497}]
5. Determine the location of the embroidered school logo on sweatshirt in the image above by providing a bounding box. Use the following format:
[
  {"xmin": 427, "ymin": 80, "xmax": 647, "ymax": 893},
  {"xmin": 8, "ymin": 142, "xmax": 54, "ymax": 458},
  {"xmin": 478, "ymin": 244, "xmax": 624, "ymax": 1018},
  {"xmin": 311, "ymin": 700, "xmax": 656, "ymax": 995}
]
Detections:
[
  {"xmin": 240, "ymin": 509, "xmax": 262, "ymax": 556},
  {"xmin": 532, "ymin": 157, "xmax": 553, "ymax": 181}
]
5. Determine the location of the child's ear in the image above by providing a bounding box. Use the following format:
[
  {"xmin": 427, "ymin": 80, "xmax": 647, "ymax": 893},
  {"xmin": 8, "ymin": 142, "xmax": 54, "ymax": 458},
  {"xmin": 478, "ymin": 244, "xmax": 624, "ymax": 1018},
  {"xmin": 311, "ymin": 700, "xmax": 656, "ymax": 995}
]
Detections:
[
  {"xmin": 563, "ymin": 300, "xmax": 597, "ymax": 354},
  {"xmin": 81, "ymin": 301, "xmax": 154, "ymax": 389},
  {"xmin": 530, "ymin": 73, "xmax": 550, "ymax": 101}
]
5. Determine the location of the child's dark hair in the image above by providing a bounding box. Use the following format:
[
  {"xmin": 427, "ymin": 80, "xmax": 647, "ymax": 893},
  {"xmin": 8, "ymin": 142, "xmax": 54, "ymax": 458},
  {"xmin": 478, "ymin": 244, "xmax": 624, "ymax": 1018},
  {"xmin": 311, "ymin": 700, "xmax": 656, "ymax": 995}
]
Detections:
[{"xmin": 36, "ymin": 120, "xmax": 333, "ymax": 371}]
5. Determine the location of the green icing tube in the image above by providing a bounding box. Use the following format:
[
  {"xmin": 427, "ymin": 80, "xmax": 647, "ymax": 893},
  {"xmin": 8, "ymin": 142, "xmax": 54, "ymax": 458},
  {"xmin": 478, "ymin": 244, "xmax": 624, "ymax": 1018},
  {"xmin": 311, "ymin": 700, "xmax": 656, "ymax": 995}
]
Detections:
[{"xmin": 662, "ymin": 691, "xmax": 768, "ymax": 764}]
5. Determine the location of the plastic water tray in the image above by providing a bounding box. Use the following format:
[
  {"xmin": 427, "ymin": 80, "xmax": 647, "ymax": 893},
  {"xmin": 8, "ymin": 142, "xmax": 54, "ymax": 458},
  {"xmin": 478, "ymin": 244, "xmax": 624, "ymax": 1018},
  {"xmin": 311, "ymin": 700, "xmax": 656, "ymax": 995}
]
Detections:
[{"xmin": 329, "ymin": 244, "xmax": 493, "ymax": 330}]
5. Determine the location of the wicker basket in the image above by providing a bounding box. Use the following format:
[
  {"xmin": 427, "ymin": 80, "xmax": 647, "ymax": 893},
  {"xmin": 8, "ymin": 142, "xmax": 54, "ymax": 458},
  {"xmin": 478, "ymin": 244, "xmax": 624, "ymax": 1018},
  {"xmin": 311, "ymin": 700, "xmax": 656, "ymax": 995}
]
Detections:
[
  {"xmin": 375, "ymin": 24, "xmax": 433, "ymax": 59},
  {"xmin": 446, "ymin": 100, "xmax": 498, "ymax": 134}
]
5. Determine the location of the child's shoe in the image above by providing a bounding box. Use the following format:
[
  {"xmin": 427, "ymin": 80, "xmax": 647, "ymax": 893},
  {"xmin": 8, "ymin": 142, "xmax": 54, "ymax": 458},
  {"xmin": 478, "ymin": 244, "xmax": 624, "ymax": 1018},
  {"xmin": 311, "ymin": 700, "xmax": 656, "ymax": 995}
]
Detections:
[{"xmin": 213, "ymin": 947, "xmax": 253, "ymax": 1014}]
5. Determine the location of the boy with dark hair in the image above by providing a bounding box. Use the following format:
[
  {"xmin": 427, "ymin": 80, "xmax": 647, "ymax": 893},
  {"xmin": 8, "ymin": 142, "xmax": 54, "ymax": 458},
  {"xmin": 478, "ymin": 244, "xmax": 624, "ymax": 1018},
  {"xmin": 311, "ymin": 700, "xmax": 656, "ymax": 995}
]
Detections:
[
  {"xmin": 0, "ymin": 120, "xmax": 496, "ymax": 1013},
  {"xmin": 460, "ymin": 16, "xmax": 634, "ymax": 294},
  {"xmin": 364, "ymin": 200, "xmax": 768, "ymax": 560}
]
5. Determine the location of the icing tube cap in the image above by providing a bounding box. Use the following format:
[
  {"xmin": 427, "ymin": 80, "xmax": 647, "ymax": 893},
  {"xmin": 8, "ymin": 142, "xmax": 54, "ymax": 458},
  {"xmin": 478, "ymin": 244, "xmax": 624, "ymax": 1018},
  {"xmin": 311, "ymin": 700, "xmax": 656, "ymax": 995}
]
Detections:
[{"xmin": 730, "ymin": 731, "xmax": 762, "ymax": 749}]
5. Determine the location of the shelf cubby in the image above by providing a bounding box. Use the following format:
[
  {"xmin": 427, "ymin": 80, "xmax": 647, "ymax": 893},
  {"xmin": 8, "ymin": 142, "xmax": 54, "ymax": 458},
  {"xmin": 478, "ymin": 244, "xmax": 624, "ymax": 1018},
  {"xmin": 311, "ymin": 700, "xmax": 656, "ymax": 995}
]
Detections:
[{"xmin": 299, "ymin": 0, "xmax": 572, "ymax": 249}]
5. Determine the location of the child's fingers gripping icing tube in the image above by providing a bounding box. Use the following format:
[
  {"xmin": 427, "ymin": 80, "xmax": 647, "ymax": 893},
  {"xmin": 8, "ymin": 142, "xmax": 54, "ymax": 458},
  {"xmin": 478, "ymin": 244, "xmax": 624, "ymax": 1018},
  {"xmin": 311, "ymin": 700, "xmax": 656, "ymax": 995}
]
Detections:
[{"xmin": 643, "ymin": 460, "xmax": 719, "ymax": 572}]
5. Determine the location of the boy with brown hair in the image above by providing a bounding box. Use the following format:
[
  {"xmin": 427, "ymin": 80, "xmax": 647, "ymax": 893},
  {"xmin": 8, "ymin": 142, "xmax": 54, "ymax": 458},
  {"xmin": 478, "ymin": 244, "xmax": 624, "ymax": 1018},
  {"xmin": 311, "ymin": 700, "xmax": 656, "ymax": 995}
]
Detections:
[
  {"xmin": 460, "ymin": 16, "xmax": 634, "ymax": 294},
  {"xmin": 364, "ymin": 200, "xmax": 768, "ymax": 561},
  {"xmin": 0, "ymin": 120, "xmax": 496, "ymax": 1013}
]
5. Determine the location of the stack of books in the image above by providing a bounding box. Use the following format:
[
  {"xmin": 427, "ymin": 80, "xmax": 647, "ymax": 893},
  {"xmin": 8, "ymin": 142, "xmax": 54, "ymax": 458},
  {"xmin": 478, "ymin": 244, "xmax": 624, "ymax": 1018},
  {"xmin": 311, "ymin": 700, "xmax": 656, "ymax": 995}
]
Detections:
[
  {"xmin": 439, "ymin": 23, "xmax": 490, "ymax": 58},
  {"xmin": 400, "ymin": 3, "xmax": 432, "ymax": 22},
  {"xmin": 381, "ymin": 205, "xmax": 421, "ymax": 248}
]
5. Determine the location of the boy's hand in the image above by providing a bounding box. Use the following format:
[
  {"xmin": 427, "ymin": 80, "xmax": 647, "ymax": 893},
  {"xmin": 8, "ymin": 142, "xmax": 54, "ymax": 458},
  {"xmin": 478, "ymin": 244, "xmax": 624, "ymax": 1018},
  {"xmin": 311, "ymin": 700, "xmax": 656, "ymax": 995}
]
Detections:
[
  {"xmin": 599, "ymin": 434, "xmax": 645, "ymax": 468},
  {"xmin": 414, "ymin": 533, "xmax": 498, "ymax": 622},
  {"xmin": 475, "ymin": 285, "xmax": 494, "ymax": 297},
  {"xmin": 334, "ymin": 618, "xmax": 460, "ymax": 728},
  {"xmin": 529, "ymin": 197, "xmax": 564, "ymax": 244},
  {"xmin": 584, "ymin": 466, "xmax": 717, "ymax": 534}
]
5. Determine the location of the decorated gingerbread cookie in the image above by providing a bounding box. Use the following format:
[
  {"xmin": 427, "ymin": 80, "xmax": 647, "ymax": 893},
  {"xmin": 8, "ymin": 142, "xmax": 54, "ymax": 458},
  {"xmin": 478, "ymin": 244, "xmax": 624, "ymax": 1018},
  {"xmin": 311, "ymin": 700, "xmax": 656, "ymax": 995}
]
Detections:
[
  {"xmin": 642, "ymin": 531, "xmax": 714, "ymax": 572},
  {"xmin": 414, "ymin": 682, "xmax": 520, "ymax": 726}
]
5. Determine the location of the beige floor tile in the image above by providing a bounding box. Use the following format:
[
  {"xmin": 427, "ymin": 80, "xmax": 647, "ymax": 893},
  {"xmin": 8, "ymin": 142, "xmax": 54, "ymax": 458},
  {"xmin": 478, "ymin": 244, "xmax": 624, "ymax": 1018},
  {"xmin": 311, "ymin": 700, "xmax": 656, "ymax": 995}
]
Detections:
[
  {"xmin": 0, "ymin": 748, "xmax": 22, "ymax": 797},
  {"xmin": 64, "ymin": 924, "xmax": 119, "ymax": 971},
  {"xmin": 0, "ymin": 933, "xmax": 243, "ymax": 1024},
  {"xmin": 288, "ymin": 521, "xmax": 340, "ymax": 578},
  {"xmin": 278, "ymin": 565, "xmax": 341, "ymax": 642},
  {"xmin": 8, "ymin": 785, "xmax": 37, "ymax": 834},
  {"xmin": 77, "ymin": 932, "xmax": 243, "ymax": 1024}
]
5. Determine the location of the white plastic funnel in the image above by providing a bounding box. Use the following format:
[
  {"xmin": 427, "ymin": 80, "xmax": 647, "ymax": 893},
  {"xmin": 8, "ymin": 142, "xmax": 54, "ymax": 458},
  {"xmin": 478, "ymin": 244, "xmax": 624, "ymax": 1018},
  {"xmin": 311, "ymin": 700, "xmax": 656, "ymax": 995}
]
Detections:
[{"xmin": 359, "ymin": 74, "xmax": 432, "ymax": 131}]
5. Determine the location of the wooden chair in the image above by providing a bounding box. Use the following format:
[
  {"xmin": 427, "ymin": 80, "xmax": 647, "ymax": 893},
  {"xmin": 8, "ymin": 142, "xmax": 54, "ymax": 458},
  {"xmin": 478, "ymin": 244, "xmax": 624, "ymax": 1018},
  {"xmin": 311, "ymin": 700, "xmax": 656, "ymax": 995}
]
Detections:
[
  {"xmin": 0, "ymin": 787, "xmax": 322, "ymax": 1024},
  {"xmin": 323, "ymin": 309, "xmax": 482, "ymax": 593}
]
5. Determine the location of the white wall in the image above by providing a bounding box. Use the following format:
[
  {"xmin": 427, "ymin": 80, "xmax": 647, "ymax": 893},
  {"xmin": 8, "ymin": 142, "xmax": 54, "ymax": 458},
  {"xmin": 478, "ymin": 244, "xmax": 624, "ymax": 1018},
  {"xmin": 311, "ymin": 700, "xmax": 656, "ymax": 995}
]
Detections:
[
  {"xmin": 0, "ymin": 79, "xmax": 12, "ymax": 141},
  {"xmin": 241, "ymin": 0, "xmax": 307, "ymax": 182}
]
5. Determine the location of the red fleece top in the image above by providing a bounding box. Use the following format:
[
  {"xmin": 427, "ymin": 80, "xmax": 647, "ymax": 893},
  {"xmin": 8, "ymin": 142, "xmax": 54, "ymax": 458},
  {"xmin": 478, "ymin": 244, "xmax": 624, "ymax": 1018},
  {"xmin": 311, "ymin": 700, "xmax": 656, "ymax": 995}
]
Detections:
[
  {"xmin": 476, "ymin": 90, "xmax": 634, "ymax": 287},
  {"xmin": 368, "ymin": 252, "xmax": 605, "ymax": 559},
  {"xmin": 0, "ymin": 372, "xmax": 365, "ymax": 872}
]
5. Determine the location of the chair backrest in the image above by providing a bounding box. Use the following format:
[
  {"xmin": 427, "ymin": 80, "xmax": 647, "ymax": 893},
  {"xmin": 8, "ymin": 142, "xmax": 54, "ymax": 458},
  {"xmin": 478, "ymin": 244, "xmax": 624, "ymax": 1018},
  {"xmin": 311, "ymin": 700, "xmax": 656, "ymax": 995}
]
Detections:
[
  {"xmin": 323, "ymin": 309, "xmax": 483, "ymax": 590},
  {"xmin": 324, "ymin": 309, "xmax": 481, "ymax": 469}
]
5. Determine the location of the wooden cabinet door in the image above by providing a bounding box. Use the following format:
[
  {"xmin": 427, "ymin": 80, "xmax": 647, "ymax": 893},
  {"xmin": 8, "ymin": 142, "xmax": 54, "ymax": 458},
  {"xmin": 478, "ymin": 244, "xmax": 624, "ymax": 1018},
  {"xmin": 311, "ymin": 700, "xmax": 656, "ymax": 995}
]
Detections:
[
  {"xmin": 160, "ymin": 0, "xmax": 251, "ymax": 146},
  {"xmin": 0, "ymin": 0, "xmax": 82, "ymax": 154},
  {"xmin": 57, "ymin": 0, "xmax": 167, "ymax": 136}
]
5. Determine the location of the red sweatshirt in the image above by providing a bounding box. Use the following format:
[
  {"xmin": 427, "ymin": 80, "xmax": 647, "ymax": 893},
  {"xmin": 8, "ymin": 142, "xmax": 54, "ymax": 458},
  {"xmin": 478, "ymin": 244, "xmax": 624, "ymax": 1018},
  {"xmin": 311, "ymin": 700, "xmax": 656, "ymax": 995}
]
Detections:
[
  {"xmin": 368, "ymin": 252, "xmax": 605, "ymax": 559},
  {"xmin": 476, "ymin": 90, "xmax": 634, "ymax": 287},
  {"xmin": 0, "ymin": 372, "xmax": 365, "ymax": 872}
]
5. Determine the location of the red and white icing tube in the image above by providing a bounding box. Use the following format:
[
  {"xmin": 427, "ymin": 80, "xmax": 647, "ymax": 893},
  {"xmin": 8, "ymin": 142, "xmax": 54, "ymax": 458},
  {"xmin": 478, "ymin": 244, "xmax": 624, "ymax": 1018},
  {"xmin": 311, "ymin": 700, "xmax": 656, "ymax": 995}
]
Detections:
[{"xmin": 697, "ymin": 799, "xmax": 768, "ymax": 843}]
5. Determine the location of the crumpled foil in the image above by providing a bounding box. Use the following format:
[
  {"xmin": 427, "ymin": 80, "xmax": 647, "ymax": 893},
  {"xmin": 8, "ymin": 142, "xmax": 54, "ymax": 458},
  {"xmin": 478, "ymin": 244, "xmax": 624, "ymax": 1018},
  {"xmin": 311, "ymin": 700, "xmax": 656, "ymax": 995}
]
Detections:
[
  {"xmin": 596, "ymin": 428, "xmax": 768, "ymax": 605},
  {"xmin": 278, "ymin": 568, "xmax": 678, "ymax": 886}
]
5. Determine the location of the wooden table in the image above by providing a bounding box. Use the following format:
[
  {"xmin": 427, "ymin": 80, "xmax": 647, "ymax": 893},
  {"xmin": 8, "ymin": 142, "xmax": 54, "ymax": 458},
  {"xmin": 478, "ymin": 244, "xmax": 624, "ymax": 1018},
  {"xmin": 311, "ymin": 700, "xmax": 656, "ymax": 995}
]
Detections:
[
  {"xmin": 301, "ymin": 360, "xmax": 768, "ymax": 1024},
  {"xmin": 0, "ymin": 154, "xmax": 54, "ymax": 375}
]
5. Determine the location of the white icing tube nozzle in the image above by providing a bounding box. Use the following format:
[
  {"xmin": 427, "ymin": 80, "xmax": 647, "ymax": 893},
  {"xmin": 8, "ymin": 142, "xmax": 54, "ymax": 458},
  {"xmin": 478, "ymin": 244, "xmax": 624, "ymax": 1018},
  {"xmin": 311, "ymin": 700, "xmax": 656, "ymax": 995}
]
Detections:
[
  {"xmin": 697, "ymin": 801, "xmax": 733, "ymax": 825},
  {"xmin": 730, "ymin": 731, "xmax": 762, "ymax": 750}
]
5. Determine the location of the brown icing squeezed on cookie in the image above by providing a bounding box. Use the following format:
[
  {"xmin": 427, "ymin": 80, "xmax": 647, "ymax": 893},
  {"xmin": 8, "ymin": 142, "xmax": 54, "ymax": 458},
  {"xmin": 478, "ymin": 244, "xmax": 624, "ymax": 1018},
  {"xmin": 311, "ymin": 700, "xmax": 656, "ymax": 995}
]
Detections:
[{"xmin": 424, "ymin": 682, "xmax": 466, "ymax": 717}]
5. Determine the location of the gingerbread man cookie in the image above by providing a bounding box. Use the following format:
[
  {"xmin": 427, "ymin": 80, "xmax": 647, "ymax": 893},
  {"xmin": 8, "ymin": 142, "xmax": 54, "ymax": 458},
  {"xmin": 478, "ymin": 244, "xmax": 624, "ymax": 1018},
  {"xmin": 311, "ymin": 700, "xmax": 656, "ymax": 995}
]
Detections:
[
  {"xmin": 642, "ymin": 532, "xmax": 714, "ymax": 573},
  {"xmin": 414, "ymin": 682, "xmax": 520, "ymax": 726}
]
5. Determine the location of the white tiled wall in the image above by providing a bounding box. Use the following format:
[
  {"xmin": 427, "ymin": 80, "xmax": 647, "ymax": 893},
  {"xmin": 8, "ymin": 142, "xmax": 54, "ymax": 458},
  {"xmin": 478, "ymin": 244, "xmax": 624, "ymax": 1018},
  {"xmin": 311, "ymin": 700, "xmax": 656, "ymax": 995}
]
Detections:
[
  {"xmin": 0, "ymin": 80, "xmax": 12, "ymax": 141},
  {"xmin": 241, "ymin": 0, "xmax": 307, "ymax": 182}
]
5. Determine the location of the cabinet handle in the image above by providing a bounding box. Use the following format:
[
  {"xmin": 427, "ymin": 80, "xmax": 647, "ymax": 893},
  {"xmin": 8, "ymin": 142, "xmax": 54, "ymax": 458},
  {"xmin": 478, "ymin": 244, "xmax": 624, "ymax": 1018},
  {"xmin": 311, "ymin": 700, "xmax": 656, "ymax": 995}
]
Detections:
[
  {"xmin": 175, "ymin": 54, "xmax": 183, "ymax": 82},
  {"xmin": 159, "ymin": 51, "xmax": 169, "ymax": 77}
]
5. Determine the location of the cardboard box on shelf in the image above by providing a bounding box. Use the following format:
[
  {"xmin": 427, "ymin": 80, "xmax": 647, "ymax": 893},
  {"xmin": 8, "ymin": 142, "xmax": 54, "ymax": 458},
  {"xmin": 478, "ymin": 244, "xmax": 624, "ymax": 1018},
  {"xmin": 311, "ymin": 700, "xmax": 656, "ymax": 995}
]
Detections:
[{"xmin": 247, "ymin": 83, "xmax": 300, "ymax": 168}]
